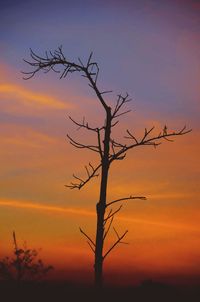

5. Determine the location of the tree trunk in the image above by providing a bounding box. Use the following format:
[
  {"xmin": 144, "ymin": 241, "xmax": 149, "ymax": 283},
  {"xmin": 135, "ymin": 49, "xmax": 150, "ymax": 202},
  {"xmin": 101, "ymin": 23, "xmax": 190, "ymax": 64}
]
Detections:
[{"xmin": 94, "ymin": 108, "xmax": 111, "ymax": 288}]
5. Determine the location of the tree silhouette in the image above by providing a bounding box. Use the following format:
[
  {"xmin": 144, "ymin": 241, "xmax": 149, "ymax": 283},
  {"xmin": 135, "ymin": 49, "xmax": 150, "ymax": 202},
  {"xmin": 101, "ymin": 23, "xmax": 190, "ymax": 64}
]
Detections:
[
  {"xmin": 0, "ymin": 232, "xmax": 53, "ymax": 282},
  {"xmin": 23, "ymin": 47, "xmax": 191, "ymax": 288}
]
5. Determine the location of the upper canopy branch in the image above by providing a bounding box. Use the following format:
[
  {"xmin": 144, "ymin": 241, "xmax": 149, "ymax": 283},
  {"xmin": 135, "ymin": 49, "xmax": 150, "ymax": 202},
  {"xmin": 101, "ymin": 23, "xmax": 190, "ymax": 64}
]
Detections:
[
  {"xmin": 23, "ymin": 47, "xmax": 109, "ymax": 111},
  {"xmin": 23, "ymin": 47, "xmax": 83, "ymax": 80},
  {"xmin": 110, "ymin": 125, "xmax": 192, "ymax": 163},
  {"xmin": 112, "ymin": 93, "xmax": 132, "ymax": 119}
]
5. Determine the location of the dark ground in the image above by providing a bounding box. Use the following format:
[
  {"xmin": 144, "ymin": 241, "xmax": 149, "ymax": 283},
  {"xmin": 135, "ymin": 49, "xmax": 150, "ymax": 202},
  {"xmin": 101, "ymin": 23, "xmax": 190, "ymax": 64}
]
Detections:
[{"xmin": 0, "ymin": 280, "xmax": 200, "ymax": 302}]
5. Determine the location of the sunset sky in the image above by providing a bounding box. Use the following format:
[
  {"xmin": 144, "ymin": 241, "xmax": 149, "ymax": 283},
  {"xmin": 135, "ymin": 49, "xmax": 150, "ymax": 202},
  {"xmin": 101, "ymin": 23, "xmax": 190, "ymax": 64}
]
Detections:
[{"xmin": 0, "ymin": 0, "xmax": 200, "ymax": 285}]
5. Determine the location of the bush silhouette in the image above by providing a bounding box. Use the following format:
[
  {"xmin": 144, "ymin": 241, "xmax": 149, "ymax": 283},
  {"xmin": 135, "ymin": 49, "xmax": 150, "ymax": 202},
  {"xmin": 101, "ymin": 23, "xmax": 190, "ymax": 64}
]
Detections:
[{"xmin": 0, "ymin": 232, "xmax": 53, "ymax": 282}]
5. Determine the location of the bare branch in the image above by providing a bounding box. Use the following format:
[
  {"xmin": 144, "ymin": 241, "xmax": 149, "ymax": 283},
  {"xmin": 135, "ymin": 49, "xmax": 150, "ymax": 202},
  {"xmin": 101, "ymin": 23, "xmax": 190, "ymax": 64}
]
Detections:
[
  {"xmin": 23, "ymin": 47, "xmax": 83, "ymax": 80},
  {"xmin": 103, "ymin": 230, "xmax": 128, "ymax": 259},
  {"xmin": 87, "ymin": 241, "xmax": 95, "ymax": 253},
  {"xmin": 103, "ymin": 209, "xmax": 113, "ymax": 226},
  {"xmin": 68, "ymin": 116, "xmax": 103, "ymax": 132},
  {"xmin": 79, "ymin": 227, "xmax": 95, "ymax": 247},
  {"xmin": 113, "ymin": 227, "xmax": 120, "ymax": 239},
  {"xmin": 103, "ymin": 205, "xmax": 123, "ymax": 223},
  {"xmin": 109, "ymin": 138, "xmax": 127, "ymax": 161},
  {"xmin": 103, "ymin": 216, "xmax": 114, "ymax": 241},
  {"xmin": 110, "ymin": 138, "xmax": 126, "ymax": 149},
  {"xmin": 69, "ymin": 116, "xmax": 94, "ymax": 131},
  {"xmin": 72, "ymin": 174, "xmax": 84, "ymax": 183},
  {"xmin": 112, "ymin": 93, "xmax": 131, "ymax": 119},
  {"xmin": 85, "ymin": 69, "xmax": 108, "ymax": 111},
  {"xmin": 111, "ymin": 120, "xmax": 119, "ymax": 128},
  {"xmin": 86, "ymin": 52, "xmax": 93, "ymax": 67},
  {"xmin": 13, "ymin": 231, "xmax": 18, "ymax": 251},
  {"xmin": 114, "ymin": 109, "xmax": 131, "ymax": 118},
  {"xmin": 78, "ymin": 57, "xmax": 84, "ymax": 67},
  {"xmin": 67, "ymin": 134, "xmax": 100, "ymax": 153},
  {"xmin": 110, "ymin": 125, "xmax": 192, "ymax": 163},
  {"xmin": 68, "ymin": 116, "xmax": 104, "ymax": 158},
  {"xmin": 65, "ymin": 163, "xmax": 101, "ymax": 189},
  {"xmin": 141, "ymin": 126, "xmax": 155, "ymax": 143},
  {"xmin": 113, "ymin": 227, "xmax": 129, "ymax": 245},
  {"xmin": 106, "ymin": 195, "xmax": 146, "ymax": 207},
  {"xmin": 124, "ymin": 129, "xmax": 138, "ymax": 143},
  {"xmin": 100, "ymin": 90, "xmax": 113, "ymax": 95},
  {"xmin": 23, "ymin": 48, "xmax": 109, "ymax": 111}
]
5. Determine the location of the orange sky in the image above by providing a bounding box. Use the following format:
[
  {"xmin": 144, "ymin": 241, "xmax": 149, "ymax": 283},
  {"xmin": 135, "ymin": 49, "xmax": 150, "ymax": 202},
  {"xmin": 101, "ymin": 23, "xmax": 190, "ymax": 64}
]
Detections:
[
  {"xmin": 0, "ymin": 62, "xmax": 199, "ymax": 284},
  {"xmin": 0, "ymin": 0, "xmax": 200, "ymax": 286}
]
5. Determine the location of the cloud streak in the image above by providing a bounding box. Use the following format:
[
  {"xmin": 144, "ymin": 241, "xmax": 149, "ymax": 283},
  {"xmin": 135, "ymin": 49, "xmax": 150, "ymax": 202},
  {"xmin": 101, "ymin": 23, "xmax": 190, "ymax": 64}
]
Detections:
[
  {"xmin": 0, "ymin": 199, "xmax": 95, "ymax": 217},
  {"xmin": 0, "ymin": 199, "xmax": 199, "ymax": 232},
  {"xmin": 0, "ymin": 83, "xmax": 71, "ymax": 110}
]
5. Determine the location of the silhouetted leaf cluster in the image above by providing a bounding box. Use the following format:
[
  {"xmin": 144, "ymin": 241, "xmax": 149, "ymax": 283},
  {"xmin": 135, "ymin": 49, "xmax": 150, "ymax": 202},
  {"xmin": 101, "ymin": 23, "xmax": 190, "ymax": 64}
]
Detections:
[{"xmin": 0, "ymin": 232, "xmax": 53, "ymax": 282}]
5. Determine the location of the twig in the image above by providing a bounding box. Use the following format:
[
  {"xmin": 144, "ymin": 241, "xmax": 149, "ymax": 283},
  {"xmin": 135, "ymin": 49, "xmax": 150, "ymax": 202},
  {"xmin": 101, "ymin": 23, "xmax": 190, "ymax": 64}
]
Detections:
[
  {"xmin": 106, "ymin": 195, "xmax": 146, "ymax": 207},
  {"xmin": 65, "ymin": 163, "xmax": 101, "ymax": 189},
  {"xmin": 103, "ymin": 216, "xmax": 114, "ymax": 241},
  {"xmin": 79, "ymin": 227, "xmax": 95, "ymax": 247},
  {"xmin": 103, "ymin": 205, "xmax": 123, "ymax": 223},
  {"xmin": 103, "ymin": 230, "xmax": 128, "ymax": 259},
  {"xmin": 110, "ymin": 125, "xmax": 192, "ymax": 163}
]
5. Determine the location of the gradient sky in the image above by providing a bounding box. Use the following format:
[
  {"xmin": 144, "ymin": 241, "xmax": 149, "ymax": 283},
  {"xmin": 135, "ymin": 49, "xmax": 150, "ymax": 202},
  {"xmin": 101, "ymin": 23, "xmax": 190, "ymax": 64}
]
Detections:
[{"xmin": 0, "ymin": 0, "xmax": 200, "ymax": 285}]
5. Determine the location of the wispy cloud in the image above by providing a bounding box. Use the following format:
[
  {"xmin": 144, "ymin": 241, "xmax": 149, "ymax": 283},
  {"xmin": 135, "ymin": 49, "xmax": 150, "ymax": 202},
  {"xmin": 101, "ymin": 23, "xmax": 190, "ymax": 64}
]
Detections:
[
  {"xmin": 0, "ymin": 83, "xmax": 71, "ymax": 111},
  {"xmin": 0, "ymin": 199, "xmax": 95, "ymax": 217},
  {"xmin": 0, "ymin": 199, "xmax": 199, "ymax": 232},
  {"xmin": 1, "ymin": 125, "xmax": 57, "ymax": 148}
]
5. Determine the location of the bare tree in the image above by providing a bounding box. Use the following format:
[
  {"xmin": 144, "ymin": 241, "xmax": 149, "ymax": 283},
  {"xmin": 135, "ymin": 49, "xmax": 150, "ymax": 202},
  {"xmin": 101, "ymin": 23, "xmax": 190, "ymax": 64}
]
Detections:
[
  {"xmin": 23, "ymin": 47, "xmax": 191, "ymax": 288},
  {"xmin": 0, "ymin": 232, "xmax": 53, "ymax": 282}
]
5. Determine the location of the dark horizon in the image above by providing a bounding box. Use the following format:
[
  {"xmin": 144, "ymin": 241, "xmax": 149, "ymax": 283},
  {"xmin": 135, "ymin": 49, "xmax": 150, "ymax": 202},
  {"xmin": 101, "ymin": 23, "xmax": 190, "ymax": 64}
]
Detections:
[{"xmin": 28, "ymin": 265, "xmax": 200, "ymax": 288}]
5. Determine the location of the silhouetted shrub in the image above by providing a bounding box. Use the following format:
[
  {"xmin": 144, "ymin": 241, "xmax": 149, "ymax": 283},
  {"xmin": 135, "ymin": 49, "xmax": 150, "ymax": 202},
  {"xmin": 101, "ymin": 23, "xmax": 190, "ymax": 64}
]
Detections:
[{"xmin": 0, "ymin": 231, "xmax": 53, "ymax": 282}]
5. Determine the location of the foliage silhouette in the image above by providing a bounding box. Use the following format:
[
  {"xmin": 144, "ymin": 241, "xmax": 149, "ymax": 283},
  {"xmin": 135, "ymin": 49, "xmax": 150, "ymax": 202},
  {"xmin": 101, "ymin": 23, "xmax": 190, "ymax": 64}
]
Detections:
[
  {"xmin": 23, "ymin": 47, "xmax": 191, "ymax": 288},
  {"xmin": 0, "ymin": 231, "xmax": 53, "ymax": 282}
]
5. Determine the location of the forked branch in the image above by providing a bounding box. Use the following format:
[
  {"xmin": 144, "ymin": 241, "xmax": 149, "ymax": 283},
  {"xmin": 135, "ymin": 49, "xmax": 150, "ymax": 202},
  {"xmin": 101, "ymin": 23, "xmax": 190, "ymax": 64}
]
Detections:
[
  {"xmin": 23, "ymin": 47, "xmax": 109, "ymax": 111},
  {"xmin": 104, "ymin": 205, "xmax": 123, "ymax": 223},
  {"xmin": 68, "ymin": 116, "xmax": 104, "ymax": 158},
  {"xmin": 110, "ymin": 125, "xmax": 192, "ymax": 163},
  {"xmin": 103, "ymin": 216, "xmax": 114, "ymax": 241},
  {"xmin": 79, "ymin": 227, "xmax": 95, "ymax": 253},
  {"xmin": 23, "ymin": 47, "xmax": 82, "ymax": 80},
  {"xmin": 65, "ymin": 163, "xmax": 101, "ymax": 189},
  {"xmin": 112, "ymin": 93, "xmax": 131, "ymax": 118},
  {"xmin": 103, "ymin": 229, "xmax": 128, "ymax": 259},
  {"xmin": 67, "ymin": 134, "xmax": 100, "ymax": 154},
  {"xmin": 68, "ymin": 116, "xmax": 104, "ymax": 133},
  {"xmin": 113, "ymin": 227, "xmax": 129, "ymax": 244}
]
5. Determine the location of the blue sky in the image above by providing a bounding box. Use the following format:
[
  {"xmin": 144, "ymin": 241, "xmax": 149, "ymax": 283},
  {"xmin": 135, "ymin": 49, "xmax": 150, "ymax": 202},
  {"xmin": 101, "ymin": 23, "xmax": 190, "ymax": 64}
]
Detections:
[{"xmin": 1, "ymin": 0, "xmax": 199, "ymax": 119}]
